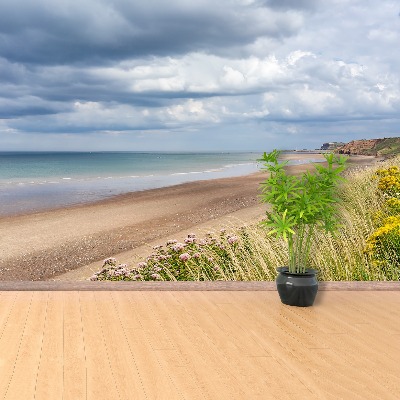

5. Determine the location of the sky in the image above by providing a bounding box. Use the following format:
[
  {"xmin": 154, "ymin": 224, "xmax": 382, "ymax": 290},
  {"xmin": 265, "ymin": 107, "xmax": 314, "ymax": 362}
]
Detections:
[{"xmin": 0, "ymin": 0, "xmax": 399, "ymax": 152}]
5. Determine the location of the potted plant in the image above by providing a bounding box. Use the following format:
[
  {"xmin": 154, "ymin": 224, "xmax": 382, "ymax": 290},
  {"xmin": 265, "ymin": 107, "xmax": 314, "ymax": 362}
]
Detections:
[{"xmin": 259, "ymin": 150, "xmax": 348, "ymax": 306}]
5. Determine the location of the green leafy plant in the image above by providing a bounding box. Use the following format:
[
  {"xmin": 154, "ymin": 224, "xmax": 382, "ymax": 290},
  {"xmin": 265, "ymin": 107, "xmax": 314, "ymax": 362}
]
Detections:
[{"xmin": 259, "ymin": 150, "xmax": 348, "ymax": 273}]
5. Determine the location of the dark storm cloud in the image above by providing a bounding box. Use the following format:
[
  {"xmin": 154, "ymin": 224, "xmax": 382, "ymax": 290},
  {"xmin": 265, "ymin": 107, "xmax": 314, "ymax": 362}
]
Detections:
[
  {"xmin": 0, "ymin": 104, "xmax": 60, "ymax": 119},
  {"xmin": 261, "ymin": 0, "xmax": 317, "ymax": 10},
  {"xmin": 0, "ymin": 0, "xmax": 302, "ymax": 65},
  {"xmin": 10, "ymin": 120, "xmax": 166, "ymax": 134},
  {"xmin": 0, "ymin": 0, "xmax": 399, "ymax": 151}
]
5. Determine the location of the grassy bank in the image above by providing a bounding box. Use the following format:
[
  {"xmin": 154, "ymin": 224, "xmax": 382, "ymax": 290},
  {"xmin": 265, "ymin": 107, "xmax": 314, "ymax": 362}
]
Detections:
[{"xmin": 92, "ymin": 156, "xmax": 400, "ymax": 281}]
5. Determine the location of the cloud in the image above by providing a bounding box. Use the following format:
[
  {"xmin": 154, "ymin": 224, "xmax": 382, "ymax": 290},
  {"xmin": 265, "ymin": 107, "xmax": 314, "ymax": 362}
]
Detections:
[
  {"xmin": 0, "ymin": 0, "xmax": 304, "ymax": 65},
  {"xmin": 0, "ymin": 0, "xmax": 399, "ymax": 150}
]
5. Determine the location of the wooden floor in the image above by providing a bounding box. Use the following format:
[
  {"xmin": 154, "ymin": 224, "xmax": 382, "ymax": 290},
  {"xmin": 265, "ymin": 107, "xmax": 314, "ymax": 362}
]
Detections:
[{"xmin": 0, "ymin": 288, "xmax": 399, "ymax": 399}]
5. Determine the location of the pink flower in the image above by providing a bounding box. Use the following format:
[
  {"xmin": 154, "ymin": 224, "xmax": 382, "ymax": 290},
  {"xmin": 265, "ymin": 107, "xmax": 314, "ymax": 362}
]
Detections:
[
  {"xmin": 103, "ymin": 257, "xmax": 117, "ymax": 265},
  {"xmin": 227, "ymin": 235, "xmax": 238, "ymax": 244},
  {"xmin": 193, "ymin": 252, "xmax": 201, "ymax": 259},
  {"xmin": 172, "ymin": 243, "xmax": 185, "ymax": 252},
  {"xmin": 184, "ymin": 237, "xmax": 196, "ymax": 244},
  {"xmin": 166, "ymin": 239, "xmax": 178, "ymax": 245},
  {"xmin": 179, "ymin": 253, "xmax": 191, "ymax": 262},
  {"xmin": 188, "ymin": 233, "xmax": 196, "ymax": 238}
]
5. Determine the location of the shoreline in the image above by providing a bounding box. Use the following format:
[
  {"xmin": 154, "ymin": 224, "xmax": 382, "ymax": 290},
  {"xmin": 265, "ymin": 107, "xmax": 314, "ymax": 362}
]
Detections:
[
  {"xmin": 0, "ymin": 154, "xmax": 379, "ymax": 281},
  {"xmin": 0, "ymin": 152, "xmax": 327, "ymax": 219},
  {"xmin": 0, "ymin": 153, "xmax": 260, "ymax": 218}
]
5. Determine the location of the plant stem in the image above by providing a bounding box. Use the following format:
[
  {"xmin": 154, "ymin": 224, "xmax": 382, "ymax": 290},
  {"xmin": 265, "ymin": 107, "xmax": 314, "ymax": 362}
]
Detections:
[
  {"xmin": 288, "ymin": 234, "xmax": 294, "ymax": 272},
  {"xmin": 302, "ymin": 225, "xmax": 315, "ymax": 273},
  {"xmin": 296, "ymin": 224, "xmax": 305, "ymax": 273}
]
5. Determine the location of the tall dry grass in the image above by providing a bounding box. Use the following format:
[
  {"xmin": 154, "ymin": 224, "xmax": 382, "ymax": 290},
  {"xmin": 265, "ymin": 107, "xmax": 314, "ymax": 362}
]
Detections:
[
  {"xmin": 185, "ymin": 157, "xmax": 399, "ymax": 281},
  {"xmin": 94, "ymin": 157, "xmax": 400, "ymax": 282}
]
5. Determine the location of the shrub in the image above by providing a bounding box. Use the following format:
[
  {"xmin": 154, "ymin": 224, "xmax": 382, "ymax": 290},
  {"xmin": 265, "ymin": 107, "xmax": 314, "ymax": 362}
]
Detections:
[
  {"xmin": 375, "ymin": 166, "xmax": 400, "ymax": 197},
  {"xmin": 365, "ymin": 216, "xmax": 400, "ymax": 265},
  {"xmin": 90, "ymin": 257, "xmax": 164, "ymax": 281},
  {"xmin": 364, "ymin": 163, "xmax": 400, "ymax": 277}
]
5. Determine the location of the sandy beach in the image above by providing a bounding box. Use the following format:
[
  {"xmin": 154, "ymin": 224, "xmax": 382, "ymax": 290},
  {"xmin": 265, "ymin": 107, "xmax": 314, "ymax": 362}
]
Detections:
[{"xmin": 0, "ymin": 154, "xmax": 379, "ymax": 281}]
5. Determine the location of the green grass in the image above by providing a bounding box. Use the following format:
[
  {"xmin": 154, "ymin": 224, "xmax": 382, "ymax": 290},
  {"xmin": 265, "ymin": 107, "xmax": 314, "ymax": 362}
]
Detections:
[{"xmin": 375, "ymin": 137, "xmax": 400, "ymax": 157}]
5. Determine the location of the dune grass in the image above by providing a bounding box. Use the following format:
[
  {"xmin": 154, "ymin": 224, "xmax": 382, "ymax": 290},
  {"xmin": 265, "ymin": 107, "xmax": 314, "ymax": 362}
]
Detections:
[{"xmin": 92, "ymin": 156, "xmax": 400, "ymax": 282}]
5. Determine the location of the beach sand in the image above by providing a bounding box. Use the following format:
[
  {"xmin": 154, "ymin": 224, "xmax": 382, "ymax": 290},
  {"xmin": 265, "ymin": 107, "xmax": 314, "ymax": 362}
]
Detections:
[{"xmin": 0, "ymin": 154, "xmax": 379, "ymax": 281}]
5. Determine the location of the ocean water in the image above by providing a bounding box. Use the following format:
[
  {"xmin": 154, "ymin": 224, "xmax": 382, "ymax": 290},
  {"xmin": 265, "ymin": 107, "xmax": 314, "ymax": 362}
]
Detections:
[
  {"xmin": 0, "ymin": 152, "xmax": 261, "ymax": 216},
  {"xmin": 0, "ymin": 151, "xmax": 322, "ymax": 216}
]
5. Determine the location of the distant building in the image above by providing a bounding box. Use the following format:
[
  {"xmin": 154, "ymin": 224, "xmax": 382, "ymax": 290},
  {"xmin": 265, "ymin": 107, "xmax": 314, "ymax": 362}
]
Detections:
[{"xmin": 320, "ymin": 142, "xmax": 345, "ymax": 150}]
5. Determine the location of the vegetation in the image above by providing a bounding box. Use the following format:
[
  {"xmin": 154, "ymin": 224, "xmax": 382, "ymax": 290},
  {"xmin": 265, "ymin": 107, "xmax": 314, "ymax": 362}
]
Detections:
[
  {"xmin": 91, "ymin": 156, "xmax": 400, "ymax": 282},
  {"xmin": 258, "ymin": 150, "xmax": 347, "ymax": 273},
  {"xmin": 374, "ymin": 138, "xmax": 400, "ymax": 158},
  {"xmin": 364, "ymin": 166, "xmax": 400, "ymax": 274}
]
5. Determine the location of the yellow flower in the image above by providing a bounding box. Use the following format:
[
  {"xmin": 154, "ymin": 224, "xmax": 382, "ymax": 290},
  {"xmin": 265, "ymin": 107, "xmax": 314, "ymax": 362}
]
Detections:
[
  {"xmin": 386, "ymin": 198, "xmax": 400, "ymax": 207},
  {"xmin": 378, "ymin": 176, "xmax": 400, "ymax": 192},
  {"xmin": 365, "ymin": 214, "xmax": 400, "ymax": 253},
  {"xmin": 383, "ymin": 215, "xmax": 400, "ymax": 225}
]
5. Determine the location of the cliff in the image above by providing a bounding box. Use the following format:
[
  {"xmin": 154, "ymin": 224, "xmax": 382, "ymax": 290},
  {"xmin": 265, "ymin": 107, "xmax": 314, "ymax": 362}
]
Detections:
[{"xmin": 335, "ymin": 137, "xmax": 400, "ymax": 158}]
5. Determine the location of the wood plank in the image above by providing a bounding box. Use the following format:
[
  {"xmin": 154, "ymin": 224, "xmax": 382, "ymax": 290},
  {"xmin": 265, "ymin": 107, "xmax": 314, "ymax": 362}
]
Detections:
[
  {"xmin": 113, "ymin": 291, "xmax": 187, "ymax": 399},
  {"xmin": 0, "ymin": 292, "xmax": 33, "ymax": 398},
  {"xmin": 222, "ymin": 291, "xmax": 400, "ymax": 399},
  {"xmin": 144, "ymin": 291, "xmax": 251, "ymax": 400},
  {"xmin": 125, "ymin": 293, "xmax": 204, "ymax": 400},
  {"xmin": 62, "ymin": 291, "xmax": 87, "ymax": 400},
  {"xmin": 213, "ymin": 291, "xmax": 326, "ymax": 399},
  {"xmin": 78, "ymin": 291, "xmax": 120, "ymax": 400},
  {"xmin": 172, "ymin": 291, "xmax": 285, "ymax": 399},
  {"xmin": 3, "ymin": 292, "xmax": 48, "ymax": 400},
  {"xmin": 0, "ymin": 292, "xmax": 18, "ymax": 338},
  {"xmin": 308, "ymin": 292, "xmax": 400, "ymax": 393},
  {"xmin": 212, "ymin": 292, "xmax": 363, "ymax": 397},
  {"xmin": 34, "ymin": 291, "xmax": 64, "ymax": 400},
  {"xmin": 0, "ymin": 280, "xmax": 399, "ymax": 291},
  {"xmin": 91, "ymin": 292, "xmax": 147, "ymax": 400}
]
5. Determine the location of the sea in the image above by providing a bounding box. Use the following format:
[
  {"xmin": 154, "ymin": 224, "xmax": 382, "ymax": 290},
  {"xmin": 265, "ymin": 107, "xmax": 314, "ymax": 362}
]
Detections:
[{"xmin": 0, "ymin": 151, "xmax": 320, "ymax": 216}]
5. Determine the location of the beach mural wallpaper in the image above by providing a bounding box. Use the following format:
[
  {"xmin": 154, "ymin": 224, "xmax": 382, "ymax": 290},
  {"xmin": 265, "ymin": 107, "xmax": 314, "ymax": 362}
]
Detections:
[
  {"xmin": 0, "ymin": 0, "xmax": 399, "ymax": 282},
  {"xmin": 1, "ymin": 1, "xmax": 400, "ymax": 399}
]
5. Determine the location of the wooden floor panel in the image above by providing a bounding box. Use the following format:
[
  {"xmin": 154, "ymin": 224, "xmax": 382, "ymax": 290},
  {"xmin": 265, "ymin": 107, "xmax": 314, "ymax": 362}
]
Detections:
[
  {"xmin": 0, "ymin": 290, "xmax": 398, "ymax": 399},
  {"xmin": 34, "ymin": 292, "xmax": 64, "ymax": 400}
]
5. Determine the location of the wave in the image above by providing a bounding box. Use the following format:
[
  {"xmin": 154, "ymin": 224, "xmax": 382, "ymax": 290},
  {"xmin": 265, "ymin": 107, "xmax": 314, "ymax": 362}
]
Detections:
[
  {"xmin": 170, "ymin": 171, "xmax": 202, "ymax": 176},
  {"xmin": 0, "ymin": 163, "xmax": 259, "ymax": 188}
]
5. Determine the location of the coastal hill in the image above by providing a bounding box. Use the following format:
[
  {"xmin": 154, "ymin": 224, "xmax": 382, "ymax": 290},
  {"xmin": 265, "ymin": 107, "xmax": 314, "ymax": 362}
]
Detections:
[{"xmin": 335, "ymin": 137, "xmax": 400, "ymax": 158}]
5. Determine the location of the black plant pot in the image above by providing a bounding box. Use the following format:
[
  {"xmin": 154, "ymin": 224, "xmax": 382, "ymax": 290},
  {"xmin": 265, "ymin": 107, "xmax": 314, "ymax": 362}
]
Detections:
[{"xmin": 276, "ymin": 267, "xmax": 318, "ymax": 307}]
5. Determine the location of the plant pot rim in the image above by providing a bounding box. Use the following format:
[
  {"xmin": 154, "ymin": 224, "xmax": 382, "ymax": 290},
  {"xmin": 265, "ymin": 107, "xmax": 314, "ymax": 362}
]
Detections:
[{"xmin": 277, "ymin": 266, "xmax": 318, "ymax": 276}]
